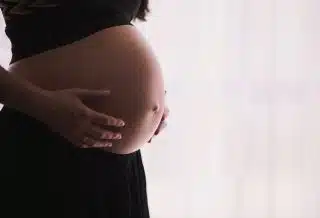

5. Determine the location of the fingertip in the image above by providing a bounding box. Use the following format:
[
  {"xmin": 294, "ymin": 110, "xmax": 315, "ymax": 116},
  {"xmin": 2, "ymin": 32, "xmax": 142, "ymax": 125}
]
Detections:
[
  {"xmin": 94, "ymin": 90, "xmax": 111, "ymax": 96},
  {"xmin": 93, "ymin": 143, "xmax": 112, "ymax": 148},
  {"xmin": 118, "ymin": 120, "xmax": 125, "ymax": 127},
  {"xmin": 112, "ymin": 118, "xmax": 125, "ymax": 127},
  {"xmin": 102, "ymin": 90, "xmax": 111, "ymax": 95}
]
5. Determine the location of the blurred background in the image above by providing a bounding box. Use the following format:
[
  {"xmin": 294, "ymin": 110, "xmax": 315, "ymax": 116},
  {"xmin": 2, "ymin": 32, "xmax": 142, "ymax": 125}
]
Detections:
[{"xmin": 1, "ymin": 0, "xmax": 319, "ymax": 217}]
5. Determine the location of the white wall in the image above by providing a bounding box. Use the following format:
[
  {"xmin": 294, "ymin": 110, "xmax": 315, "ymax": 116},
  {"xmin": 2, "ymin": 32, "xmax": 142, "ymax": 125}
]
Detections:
[
  {"xmin": 0, "ymin": 15, "xmax": 10, "ymax": 68},
  {"xmin": 0, "ymin": 0, "xmax": 319, "ymax": 217},
  {"xmin": 134, "ymin": 0, "xmax": 320, "ymax": 217}
]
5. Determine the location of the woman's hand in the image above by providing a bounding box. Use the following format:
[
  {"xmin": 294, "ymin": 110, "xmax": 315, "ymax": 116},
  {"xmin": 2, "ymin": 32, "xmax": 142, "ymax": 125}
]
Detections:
[
  {"xmin": 39, "ymin": 88, "xmax": 125, "ymax": 148},
  {"xmin": 148, "ymin": 105, "xmax": 169, "ymax": 143},
  {"xmin": 0, "ymin": 69, "xmax": 124, "ymax": 148}
]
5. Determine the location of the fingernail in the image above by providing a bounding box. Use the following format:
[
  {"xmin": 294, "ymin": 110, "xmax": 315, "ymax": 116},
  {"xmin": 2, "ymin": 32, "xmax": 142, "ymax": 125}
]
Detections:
[
  {"xmin": 114, "ymin": 134, "xmax": 122, "ymax": 139},
  {"xmin": 94, "ymin": 143, "xmax": 112, "ymax": 148},
  {"xmin": 118, "ymin": 120, "xmax": 125, "ymax": 127}
]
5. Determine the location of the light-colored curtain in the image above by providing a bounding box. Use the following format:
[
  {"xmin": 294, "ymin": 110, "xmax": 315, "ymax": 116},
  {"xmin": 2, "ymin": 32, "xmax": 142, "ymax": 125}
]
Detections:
[
  {"xmin": 135, "ymin": 0, "xmax": 320, "ymax": 217},
  {"xmin": 0, "ymin": 0, "xmax": 319, "ymax": 217}
]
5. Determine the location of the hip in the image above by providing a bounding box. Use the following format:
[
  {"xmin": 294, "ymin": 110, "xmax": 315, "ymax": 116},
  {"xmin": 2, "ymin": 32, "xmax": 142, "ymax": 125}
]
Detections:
[{"xmin": 0, "ymin": 106, "xmax": 149, "ymax": 217}]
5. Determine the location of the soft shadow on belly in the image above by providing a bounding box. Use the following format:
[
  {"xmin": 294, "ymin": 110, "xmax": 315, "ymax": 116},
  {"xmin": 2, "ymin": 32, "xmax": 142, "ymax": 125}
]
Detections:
[{"xmin": 9, "ymin": 25, "xmax": 165, "ymax": 154}]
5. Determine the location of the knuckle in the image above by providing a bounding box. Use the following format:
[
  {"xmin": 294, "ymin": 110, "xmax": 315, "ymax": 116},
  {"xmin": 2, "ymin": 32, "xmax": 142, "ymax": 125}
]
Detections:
[
  {"xmin": 71, "ymin": 88, "xmax": 81, "ymax": 93},
  {"xmin": 80, "ymin": 109, "xmax": 90, "ymax": 118},
  {"xmin": 107, "ymin": 117, "xmax": 115, "ymax": 125}
]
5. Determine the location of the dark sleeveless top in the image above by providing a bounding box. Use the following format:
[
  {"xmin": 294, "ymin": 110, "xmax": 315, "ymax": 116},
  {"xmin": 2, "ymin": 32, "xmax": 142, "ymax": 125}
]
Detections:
[
  {"xmin": 0, "ymin": 0, "xmax": 141, "ymax": 63},
  {"xmin": 0, "ymin": 1, "xmax": 150, "ymax": 217}
]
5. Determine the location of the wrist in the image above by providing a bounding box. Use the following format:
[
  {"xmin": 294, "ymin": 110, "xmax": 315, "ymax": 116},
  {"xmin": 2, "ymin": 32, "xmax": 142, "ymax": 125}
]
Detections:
[
  {"xmin": 0, "ymin": 67, "xmax": 54, "ymax": 122},
  {"xmin": 22, "ymin": 87, "xmax": 54, "ymax": 122},
  {"xmin": 9, "ymin": 78, "xmax": 52, "ymax": 122}
]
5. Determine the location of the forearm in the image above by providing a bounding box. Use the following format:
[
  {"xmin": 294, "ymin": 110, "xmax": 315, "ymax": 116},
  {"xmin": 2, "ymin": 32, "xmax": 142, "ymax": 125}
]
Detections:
[{"xmin": 0, "ymin": 65, "xmax": 46, "ymax": 118}]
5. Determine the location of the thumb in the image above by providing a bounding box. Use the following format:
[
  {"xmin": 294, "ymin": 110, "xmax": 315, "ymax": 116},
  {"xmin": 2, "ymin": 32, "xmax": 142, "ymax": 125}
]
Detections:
[{"xmin": 73, "ymin": 89, "xmax": 111, "ymax": 99}]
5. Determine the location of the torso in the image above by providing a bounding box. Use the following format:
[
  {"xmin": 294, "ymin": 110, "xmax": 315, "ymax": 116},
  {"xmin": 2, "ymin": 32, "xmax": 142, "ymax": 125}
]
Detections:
[
  {"xmin": 8, "ymin": 25, "xmax": 165, "ymax": 154},
  {"xmin": 0, "ymin": 2, "xmax": 154, "ymax": 215}
]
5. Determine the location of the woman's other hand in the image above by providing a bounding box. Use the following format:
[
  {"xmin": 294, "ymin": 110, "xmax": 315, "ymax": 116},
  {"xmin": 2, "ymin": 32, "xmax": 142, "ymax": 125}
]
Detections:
[
  {"xmin": 148, "ymin": 105, "xmax": 169, "ymax": 143},
  {"xmin": 40, "ymin": 88, "xmax": 125, "ymax": 148}
]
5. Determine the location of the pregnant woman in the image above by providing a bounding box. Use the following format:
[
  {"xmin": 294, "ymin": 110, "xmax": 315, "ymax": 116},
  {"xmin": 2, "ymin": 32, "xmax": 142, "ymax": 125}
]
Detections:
[{"xmin": 0, "ymin": 0, "xmax": 168, "ymax": 217}]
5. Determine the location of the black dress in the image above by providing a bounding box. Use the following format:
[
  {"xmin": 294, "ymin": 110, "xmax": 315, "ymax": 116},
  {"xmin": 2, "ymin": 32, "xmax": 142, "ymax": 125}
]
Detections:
[{"xmin": 0, "ymin": 1, "xmax": 149, "ymax": 217}]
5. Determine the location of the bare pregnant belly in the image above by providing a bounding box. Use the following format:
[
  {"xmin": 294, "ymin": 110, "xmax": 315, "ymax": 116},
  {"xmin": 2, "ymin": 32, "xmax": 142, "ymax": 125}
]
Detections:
[{"xmin": 9, "ymin": 25, "xmax": 165, "ymax": 154}]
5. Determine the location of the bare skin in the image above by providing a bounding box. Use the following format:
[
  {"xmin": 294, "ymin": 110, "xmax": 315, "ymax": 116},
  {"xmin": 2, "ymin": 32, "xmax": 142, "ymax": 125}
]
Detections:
[
  {"xmin": 9, "ymin": 25, "xmax": 165, "ymax": 154},
  {"xmin": 0, "ymin": 66, "xmax": 126, "ymax": 147},
  {"xmin": 148, "ymin": 102, "xmax": 169, "ymax": 143}
]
